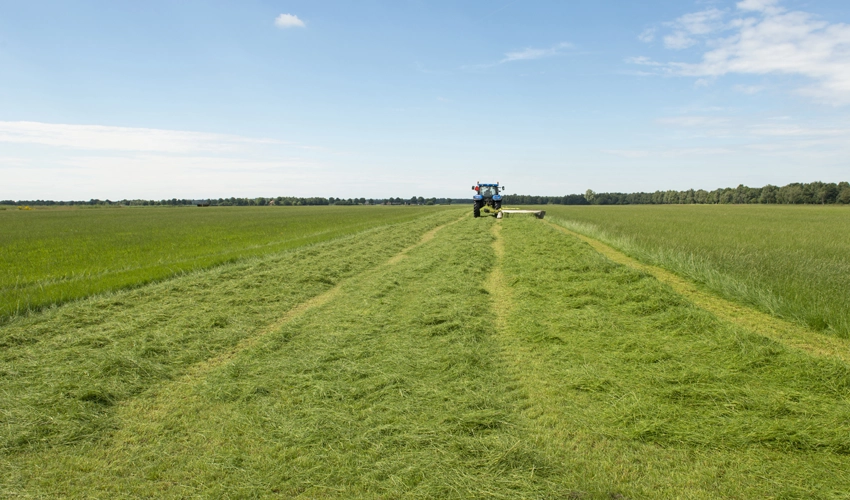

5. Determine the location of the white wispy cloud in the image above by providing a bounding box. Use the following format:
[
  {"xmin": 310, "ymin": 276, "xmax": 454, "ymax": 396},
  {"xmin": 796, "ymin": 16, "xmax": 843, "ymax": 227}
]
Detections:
[
  {"xmin": 663, "ymin": 8, "xmax": 726, "ymax": 49},
  {"xmin": 2, "ymin": 155, "xmax": 324, "ymax": 200},
  {"xmin": 664, "ymin": 31, "xmax": 697, "ymax": 50},
  {"xmin": 733, "ymin": 84, "xmax": 765, "ymax": 95},
  {"xmin": 627, "ymin": 56, "xmax": 663, "ymax": 66},
  {"xmin": 603, "ymin": 147, "xmax": 733, "ymax": 158},
  {"xmin": 630, "ymin": 1, "xmax": 850, "ymax": 105},
  {"xmin": 500, "ymin": 42, "xmax": 573, "ymax": 63},
  {"xmin": 0, "ymin": 121, "xmax": 283, "ymax": 153},
  {"xmin": 737, "ymin": 0, "xmax": 782, "ymax": 15},
  {"xmin": 672, "ymin": 8, "xmax": 726, "ymax": 35},
  {"xmin": 748, "ymin": 125, "xmax": 850, "ymax": 137},
  {"xmin": 0, "ymin": 122, "xmax": 335, "ymax": 199},
  {"xmin": 656, "ymin": 113, "xmax": 850, "ymax": 143},
  {"xmin": 638, "ymin": 28, "xmax": 656, "ymax": 43},
  {"xmin": 463, "ymin": 42, "xmax": 573, "ymax": 70},
  {"xmin": 656, "ymin": 116, "xmax": 730, "ymax": 127},
  {"xmin": 274, "ymin": 13, "xmax": 305, "ymax": 29}
]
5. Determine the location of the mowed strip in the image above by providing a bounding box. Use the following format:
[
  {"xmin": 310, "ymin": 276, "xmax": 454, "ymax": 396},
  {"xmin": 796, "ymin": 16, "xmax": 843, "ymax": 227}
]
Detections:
[
  {"xmin": 544, "ymin": 205, "xmax": 850, "ymax": 338},
  {"xmin": 106, "ymin": 211, "xmax": 470, "ymax": 407},
  {"xmin": 9, "ymin": 216, "xmax": 566, "ymax": 498},
  {"xmin": 0, "ymin": 210, "xmax": 462, "ymax": 462},
  {"xmin": 547, "ymin": 221, "xmax": 850, "ymax": 365},
  {"xmin": 5, "ymin": 216, "xmax": 850, "ymax": 498},
  {"xmin": 0, "ymin": 206, "xmax": 444, "ymax": 320},
  {"xmin": 491, "ymin": 218, "xmax": 850, "ymax": 498}
]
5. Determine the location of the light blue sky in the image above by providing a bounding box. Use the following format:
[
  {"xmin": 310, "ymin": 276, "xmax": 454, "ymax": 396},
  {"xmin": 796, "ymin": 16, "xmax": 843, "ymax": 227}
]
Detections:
[{"xmin": 2, "ymin": 0, "xmax": 849, "ymax": 200}]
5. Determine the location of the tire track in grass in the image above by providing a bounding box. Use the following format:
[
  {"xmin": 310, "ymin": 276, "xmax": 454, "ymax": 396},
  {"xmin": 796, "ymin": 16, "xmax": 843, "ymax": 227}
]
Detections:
[
  {"xmin": 27, "ymin": 216, "xmax": 561, "ymax": 497},
  {"xmin": 486, "ymin": 221, "xmax": 626, "ymax": 498},
  {"xmin": 155, "ymin": 211, "xmax": 469, "ymax": 386},
  {"xmin": 485, "ymin": 220, "xmax": 650, "ymax": 498},
  {"xmin": 0, "ymin": 210, "xmax": 464, "ymax": 462},
  {"xmin": 488, "ymin": 218, "xmax": 850, "ymax": 498},
  {"xmin": 545, "ymin": 220, "xmax": 850, "ymax": 365},
  {"xmin": 384, "ymin": 210, "xmax": 467, "ymax": 266},
  {"xmin": 62, "ymin": 211, "xmax": 469, "ymax": 435}
]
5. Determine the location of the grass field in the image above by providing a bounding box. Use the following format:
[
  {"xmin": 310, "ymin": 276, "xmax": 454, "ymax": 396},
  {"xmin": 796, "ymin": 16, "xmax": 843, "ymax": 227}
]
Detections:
[
  {"xmin": 0, "ymin": 205, "xmax": 449, "ymax": 321},
  {"xmin": 2, "ymin": 208, "xmax": 850, "ymax": 497},
  {"xmin": 545, "ymin": 205, "xmax": 850, "ymax": 338}
]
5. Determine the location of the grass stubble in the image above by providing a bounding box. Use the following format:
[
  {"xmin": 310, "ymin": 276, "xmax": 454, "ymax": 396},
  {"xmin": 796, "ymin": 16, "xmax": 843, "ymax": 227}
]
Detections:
[{"xmin": 2, "ymin": 212, "xmax": 849, "ymax": 497}]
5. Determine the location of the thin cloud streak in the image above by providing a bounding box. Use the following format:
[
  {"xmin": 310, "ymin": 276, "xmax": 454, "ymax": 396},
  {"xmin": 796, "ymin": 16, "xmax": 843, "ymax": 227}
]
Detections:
[
  {"xmin": 0, "ymin": 121, "xmax": 285, "ymax": 154},
  {"xmin": 465, "ymin": 41, "xmax": 573, "ymax": 70},
  {"xmin": 604, "ymin": 147, "xmax": 733, "ymax": 159},
  {"xmin": 2, "ymin": 153, "xmax": 327, "ymax": 200},
  {"xmin": 655, "ymin": 113, "xmax": 850, "ymax": 143},
  {"xmin": 500, "ymin": 42, "xmax": 573, "ymax": 63}
]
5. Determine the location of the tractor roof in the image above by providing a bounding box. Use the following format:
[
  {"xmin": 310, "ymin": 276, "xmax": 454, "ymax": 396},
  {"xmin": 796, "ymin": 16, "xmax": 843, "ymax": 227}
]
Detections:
[{"xmin": 477, "ymin": 183, "xmax": 499, "ymax": 187}]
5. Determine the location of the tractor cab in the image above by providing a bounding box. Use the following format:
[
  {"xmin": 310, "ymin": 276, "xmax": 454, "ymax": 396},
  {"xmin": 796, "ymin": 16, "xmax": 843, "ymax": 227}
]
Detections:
[
  {"xmin": 471, "ymin": 182, "xmax": 503, "ymax": 217},
  {"xmin": 476, "ymin": 185, "xmax": 499, "ymax": 197}
]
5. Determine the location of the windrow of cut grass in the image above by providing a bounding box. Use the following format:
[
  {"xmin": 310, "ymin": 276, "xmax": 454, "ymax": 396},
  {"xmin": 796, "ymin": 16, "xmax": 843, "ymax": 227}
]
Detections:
[
  {"xmin": 3, "ymin": 214, "xmax": 565, "ymax": 498},
  {"xmin": 491, "ymin": 218, "xmax": 850, "ymax": 498},
  {"xmin": 0, "ymin": 205, "xmax": 449, "ymax": 321},
  {"xmin": 544, "ymin": 205, "xmax": 850, "ymax": 338},
  {"xmin": 0, "ymin": 209, "xmax": 462, "ymax": 459},
  {"xmin": 3, "ymin": 214, "xmax": 849, "ymax": 497}
]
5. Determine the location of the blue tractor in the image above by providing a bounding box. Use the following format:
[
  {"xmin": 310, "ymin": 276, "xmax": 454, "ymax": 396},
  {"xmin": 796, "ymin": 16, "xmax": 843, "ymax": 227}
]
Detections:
[{"xmin": 471, "ymin": 182, "xmax": 503, "ymax": 218}]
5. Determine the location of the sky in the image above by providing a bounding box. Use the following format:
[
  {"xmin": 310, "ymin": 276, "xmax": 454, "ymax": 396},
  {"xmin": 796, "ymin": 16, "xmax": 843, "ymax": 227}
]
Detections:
[{"xmin": 2, "ymin": 0, "xmax": 850, "ymax": 200}]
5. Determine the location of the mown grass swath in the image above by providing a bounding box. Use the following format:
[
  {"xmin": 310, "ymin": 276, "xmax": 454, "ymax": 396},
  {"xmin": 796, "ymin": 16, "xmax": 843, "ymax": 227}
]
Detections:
[
  {"xmin": 2, "ymin": 212, "xmax": 544, "ymax": 497},
  {"xmin": 492, "ymin": 218, "xmax": 850, "ymax": 497},
  {"xmin": 545, "ymin": 204, "xmax": 850, "ymax": 338},
  {"xmin": 0, "ymin": 210, "xmax": 460, "ymax": 456},
  {"xmin": 3, "ymin": 214, "xmax": 849, "ymax": 497},
  {"xmin": 0, "ymin": 205, "xmax": 449, "ymax": 321}
]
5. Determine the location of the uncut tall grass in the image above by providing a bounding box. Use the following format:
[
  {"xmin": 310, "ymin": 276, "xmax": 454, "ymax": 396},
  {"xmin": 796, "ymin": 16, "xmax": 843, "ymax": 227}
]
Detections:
[
  {"xmin": 546, "ymin": 205, "xmax": 850, "ymax": 337},
  {"xmin": 0, "ymin": 205, "xmax": 446, "ymax": 320}
]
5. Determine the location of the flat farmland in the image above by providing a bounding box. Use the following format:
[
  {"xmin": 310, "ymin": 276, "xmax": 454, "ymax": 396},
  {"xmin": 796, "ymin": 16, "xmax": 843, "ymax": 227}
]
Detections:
[
  {"xmin": 546, "ymin": 205, "xmax": 850, "ymax": 338},
  {"xmin": 0, "ymin": 205, "xmax": 448, "ymax": 320},
  {"xmin": 2, "ymin": 207, "xmax": 850, "ymax": 498}
]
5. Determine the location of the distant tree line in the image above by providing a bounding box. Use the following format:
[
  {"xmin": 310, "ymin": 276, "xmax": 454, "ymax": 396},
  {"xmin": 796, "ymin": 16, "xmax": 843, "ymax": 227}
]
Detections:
[
  {"xmin": 4, "ymin": 181, "xmax": 848, "ymax": 207},
  {"xmin": 501, "ymin": 194, "xmax": 590, "ymax": 205},
  {"xmin": 503, "ymin": 181, "xmax": 850, "ymax": 206},
  {"xmin": 1, "ymin": 196, "xmax": 452, "ymax": 207}
]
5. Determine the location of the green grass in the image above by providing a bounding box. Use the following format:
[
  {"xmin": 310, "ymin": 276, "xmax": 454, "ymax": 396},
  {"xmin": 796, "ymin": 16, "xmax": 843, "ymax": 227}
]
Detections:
[
  {"xmin": 0, "ymin": 205, "xmax": 449, "ymax": 321},
  {"xmin": 3, "ymin": 214, "xmax": 850, "ymax": 497},
  {"xmin": 0, "ymin": 210, "xmax": 461, "ymax": 457},
  {"xmin": 544, "ymin": 204, "xmax": 850, "ymax": 338},
  {"xmin": 494, "ymin": 219, "xmax": 850, "ymax": 498}
]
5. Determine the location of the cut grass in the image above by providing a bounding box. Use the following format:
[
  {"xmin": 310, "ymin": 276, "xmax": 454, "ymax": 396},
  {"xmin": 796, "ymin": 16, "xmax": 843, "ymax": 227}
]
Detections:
[
  {"xmin": 3, "ymin": 214, "xmax": 561, "ymax": 498},
  {"xmin": 547, "ymin": 220, "xmax": 850, "ymax": 365},
  {"xmin": 0, "ymin": 209, "xmax": 462, "ymax": 456},
  {"xmin": 545, "ymin": 204, "xmax": 850, "ymax": 338},
  {"xmin": 0, "ymin": 205, "xmax": 449, "ymax": 321},
  {"xmin": 492, "ymin": 218, "xmax": 850, "ymax": 498},
  {"xmin": 2, "ymin": 214, "xmax": 849, "ymax": 497}
]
